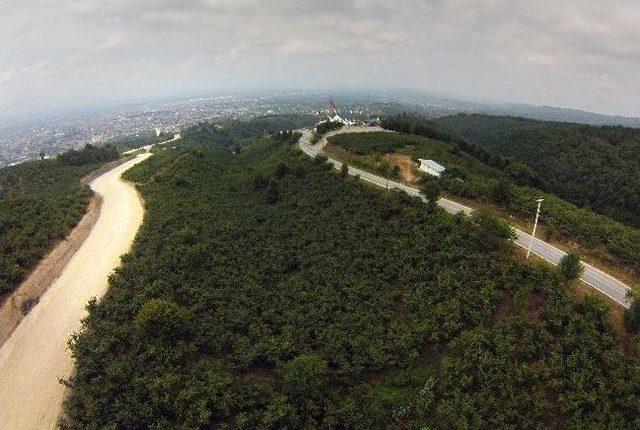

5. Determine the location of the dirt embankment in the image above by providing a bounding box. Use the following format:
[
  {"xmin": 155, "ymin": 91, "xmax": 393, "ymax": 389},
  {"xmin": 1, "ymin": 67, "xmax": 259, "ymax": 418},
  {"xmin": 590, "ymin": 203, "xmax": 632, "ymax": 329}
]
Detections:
[
  {"xmin": 81, "ymin": 155, "xmax": 135, "ymax": 185},
  {"xmin": 0, "ymin": 155, "xmax": 134, "ymax": 346},
  {"xmin": 0, "ymin": 196, "xmax": 102, "ymax": 345}
]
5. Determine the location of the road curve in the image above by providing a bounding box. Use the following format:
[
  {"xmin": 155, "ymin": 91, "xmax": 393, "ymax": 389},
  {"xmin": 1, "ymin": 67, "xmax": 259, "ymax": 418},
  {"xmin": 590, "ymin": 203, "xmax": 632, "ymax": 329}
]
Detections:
[
  {"xmin": 0, "ymin": 152, "xmax": 151, "ymax": 429},
  {"xmin": 298, "ymin": 128, "xmax": 633, "ymax": 308}
]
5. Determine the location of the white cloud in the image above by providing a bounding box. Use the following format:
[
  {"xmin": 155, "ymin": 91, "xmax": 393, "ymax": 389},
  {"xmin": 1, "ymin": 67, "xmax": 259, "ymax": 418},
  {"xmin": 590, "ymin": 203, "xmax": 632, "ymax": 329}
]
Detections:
[
  {"xmin": 0, "ymin": 0, "xmax": 639, "ymax": 119},
  {"xmin": 0, "ymin": 69, "xmax": 17, "ymax": 85},
  {"xmin": 215, "ymin": 47, "xmax": 240, "ymax": 64},
  {"xmin": 97, "ymin": 34, "xmax": 129, "ymax": 51},
  {"xmin": 278, "ymin": 40, "xmax": 330, "ymax": 55}
]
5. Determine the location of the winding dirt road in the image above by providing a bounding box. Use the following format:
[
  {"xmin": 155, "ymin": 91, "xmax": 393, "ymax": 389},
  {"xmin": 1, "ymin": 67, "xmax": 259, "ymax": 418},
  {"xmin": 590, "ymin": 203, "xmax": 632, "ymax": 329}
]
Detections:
[{"xmin": 0, "ymin": 153, "xmax": 151, "ymax": 429}]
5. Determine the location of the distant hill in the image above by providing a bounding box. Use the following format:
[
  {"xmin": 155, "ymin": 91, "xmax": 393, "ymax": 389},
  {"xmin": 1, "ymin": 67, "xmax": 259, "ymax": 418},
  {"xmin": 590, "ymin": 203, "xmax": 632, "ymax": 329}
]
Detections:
[
  {"xmin": 479, "ymin": 103, "xmax": 640, "ymax": 128},
  {"xmin": 371, "ymin": 89, "xmax": 640, "ymax": 128},
  {"xmin": 434, "ymin": 113, "xmax": 640, "ymax": 227}
]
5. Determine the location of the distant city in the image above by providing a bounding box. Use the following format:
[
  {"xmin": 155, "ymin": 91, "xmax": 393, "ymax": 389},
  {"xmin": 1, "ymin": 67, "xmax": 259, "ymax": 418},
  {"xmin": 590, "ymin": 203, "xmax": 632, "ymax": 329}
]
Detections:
[
  {"xmin": 0, "ymin": 93, "xmax": 313, "ymax": 167},
  {"xmin": 2, "ymin": 88, "xmax": 639, "ymax": 168}
]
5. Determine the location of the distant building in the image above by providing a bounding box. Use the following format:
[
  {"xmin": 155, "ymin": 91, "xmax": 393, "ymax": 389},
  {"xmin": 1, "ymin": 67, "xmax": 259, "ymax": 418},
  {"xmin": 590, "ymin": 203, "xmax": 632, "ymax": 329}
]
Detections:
[
  {"xmin": 418, "ymin": 159, "xmax": 446, "ymax": 177},
  {"xmin": 318, "ymin": 115, "xmax": 355, "ymax": 127},
  {"xmin": 366, "ymin": 117, "xmax": 381, "ymax": 126}
]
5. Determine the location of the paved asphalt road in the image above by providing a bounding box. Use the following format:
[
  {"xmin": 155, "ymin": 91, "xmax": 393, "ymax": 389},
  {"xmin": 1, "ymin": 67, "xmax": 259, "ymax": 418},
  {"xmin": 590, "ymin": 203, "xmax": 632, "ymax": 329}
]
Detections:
[{"xmin": 298, "ymin": 128, "xmax": 633, "ymax": 308}]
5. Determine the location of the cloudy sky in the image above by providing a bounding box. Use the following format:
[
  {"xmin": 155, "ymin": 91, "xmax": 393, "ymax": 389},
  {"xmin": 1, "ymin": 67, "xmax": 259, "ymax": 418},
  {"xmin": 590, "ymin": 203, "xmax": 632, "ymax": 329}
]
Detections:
[{"xmin": 1, "ymin": 0, "xmax": 640, "ymax": 122}]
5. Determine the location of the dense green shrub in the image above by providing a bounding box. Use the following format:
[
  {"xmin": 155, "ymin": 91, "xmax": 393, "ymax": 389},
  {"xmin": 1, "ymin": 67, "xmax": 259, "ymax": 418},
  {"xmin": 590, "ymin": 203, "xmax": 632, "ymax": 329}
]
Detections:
[
  {"xmin": 134, "ymin": 298, "xmax": 191, "ymax": 341},
  {"xmin": 315, "ymin": 120, "xmax": 344, "ymax": 136},
  {"xmin": 282, "ymin": 354, "xmax": 329, "ymax": 400},
  {"xmin": 624, "ymin": 295, "xmax": 640, "ymax": 333},
  {"xmin": 472, "ymin": 210, "xmax": 516, "ymax": 240},
  {"xmin": 559, "ymin": 252, "xmax": 584, "ymax": 281}
]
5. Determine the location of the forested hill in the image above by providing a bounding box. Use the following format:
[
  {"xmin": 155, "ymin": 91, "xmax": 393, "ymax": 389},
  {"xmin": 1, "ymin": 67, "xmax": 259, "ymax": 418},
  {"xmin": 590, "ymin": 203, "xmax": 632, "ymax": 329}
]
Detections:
[
  {"xmin": 433, "ymin": 114, "xmax": 640, "ymax": 228},
  {"xmin": 61, "ymin": 123, "xmax": 640, "ymax": 429}
]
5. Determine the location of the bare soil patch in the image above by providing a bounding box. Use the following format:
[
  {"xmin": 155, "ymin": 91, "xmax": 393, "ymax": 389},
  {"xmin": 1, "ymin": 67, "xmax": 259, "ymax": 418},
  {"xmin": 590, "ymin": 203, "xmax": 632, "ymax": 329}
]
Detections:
[
  {"xmin": 387, "ymin": 153, "xmax": 420, "ymax": 183},
  {"xmin": 489, "ymin": 292, "xmax": 513, "ymax": 326}
]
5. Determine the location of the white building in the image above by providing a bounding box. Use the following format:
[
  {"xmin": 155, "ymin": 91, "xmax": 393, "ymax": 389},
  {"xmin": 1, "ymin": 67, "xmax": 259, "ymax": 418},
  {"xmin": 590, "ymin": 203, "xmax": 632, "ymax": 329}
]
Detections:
[
  {"xmin": 418, "ymin": 159, "xmax": 446, "ymax": 177},
  {"xmin": 318, "ymin": 115, "xmax": 355, "ymax": 127}
]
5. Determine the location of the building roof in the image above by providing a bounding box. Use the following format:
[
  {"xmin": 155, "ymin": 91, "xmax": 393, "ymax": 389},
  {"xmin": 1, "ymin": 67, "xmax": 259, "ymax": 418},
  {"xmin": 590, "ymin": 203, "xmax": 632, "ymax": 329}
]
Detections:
[
  {"xmin": 328, "ymin": 114, "xmax": 355, "ymax": 126},
  {"xmin": 419, "ymin": 159, "xmax": 446, "ymax": 173}
]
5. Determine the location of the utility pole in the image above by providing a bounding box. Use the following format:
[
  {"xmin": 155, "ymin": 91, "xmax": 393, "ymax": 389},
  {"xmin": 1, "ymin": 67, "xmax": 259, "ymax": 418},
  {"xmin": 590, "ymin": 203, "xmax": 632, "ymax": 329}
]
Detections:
[{"xmin": 527, "ymin": 198, "xmax": 544, "ymax": 259}]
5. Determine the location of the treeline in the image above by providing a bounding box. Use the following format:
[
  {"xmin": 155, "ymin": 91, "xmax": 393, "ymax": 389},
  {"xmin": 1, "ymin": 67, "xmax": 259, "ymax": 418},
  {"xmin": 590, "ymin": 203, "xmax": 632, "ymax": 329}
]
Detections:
[
  {"xmin": 219, "ymin": 114, "xmax": 315, "ymax": 140},
  {"xmin": 104, "ymin": 131, "xmax": 171, "ymax": 152},
  {"xmin": 376, "ymin": 116, "xmax": 640, "ymax": 275},
  {"xmin": 61, "ymin": 124, "xmax": 640, "ymax": 429},
  {"xmin": 180, "ymin": 115, "xmax": 311, "ymax": 153},
  {"xmin": 434, "ymin": 114, "xmax": 640, "ymax": 228},
  {"xmin": 329, "ymin": 131, "xmax": 424, "ymax": 155},
  {"xmin": 57, "ymin": 143, "xmax": 119, "ymax": 166},
  {"xmin": 0, "ymin": 145, "xmax": 119, "ymax": 294},
  {"xmin": 311, "ymin": 120, "xmax": 343, "ymax": 143}
]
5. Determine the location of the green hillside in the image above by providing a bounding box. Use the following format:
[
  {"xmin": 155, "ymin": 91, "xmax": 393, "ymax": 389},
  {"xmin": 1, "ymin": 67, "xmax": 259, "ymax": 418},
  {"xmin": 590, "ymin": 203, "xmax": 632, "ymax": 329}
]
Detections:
[
  {"xmin": 328, "ymin": 128, "xmax": 640, "ymax": 276},
  {"xmin": 61, "ymin": 123, "xmax": 640, "ymax": 429},
  {"xmin": 434, "ymin": 114, "xmax": 640, "ymax": 228}
]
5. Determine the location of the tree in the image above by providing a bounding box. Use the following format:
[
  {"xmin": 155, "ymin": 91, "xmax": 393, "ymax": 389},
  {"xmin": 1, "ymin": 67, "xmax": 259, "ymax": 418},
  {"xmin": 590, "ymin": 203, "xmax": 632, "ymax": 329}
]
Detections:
[
  {"xmin": 421, "ymin": 180, "xmax": 441, "ymax": 207},
  {"xmin": 624, "ymin": 293, "xmax": 640, "ymax": 333},
  {"xmin": 545, "ymin": 221, "xmax": 558, "ymax": 240},
  {"xmin": 282, "ymin": 354, "xmax": 328, "ymax": 400},
  {"xmin": 134, "ymin": 298, "xmax": 191, "ymax": 341},
  {"xmin": 559, "ymin": 252, "xmax": 583, "ymax": 281},
  {"xmin": 253, "ymin": 173, "xmax": 269, "ymax": 190},
  {"xmin": 265, "ymin": 180, "xmax": 281, "ymax": 203},
  {"xmin": 314, "ymin": 154, "xmax": 328, "ymax": 164},
  {"xmin": 275, "ymin": 162, "xmax": 289, "ymax": 179},
  {"xmin": 491, "ymin": 180, "xmax": 513, "ymax": 205},
  {"xmin": 472, "ymin": 210, "xmax": 516, "ymax": 240},
  {"xmin": 340, "ymin": 162, "xmax": 349, "ymax": 177}
]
